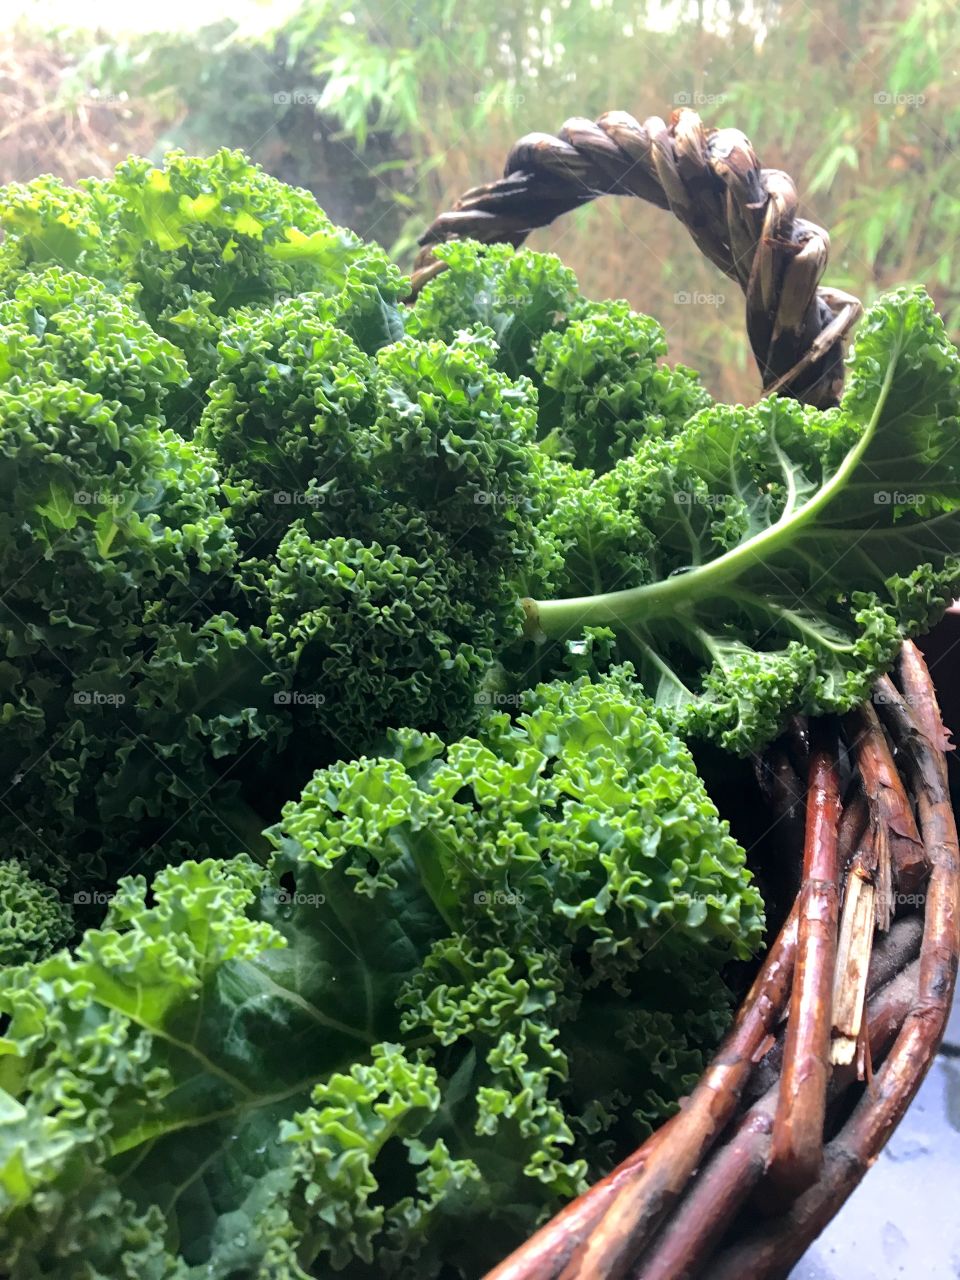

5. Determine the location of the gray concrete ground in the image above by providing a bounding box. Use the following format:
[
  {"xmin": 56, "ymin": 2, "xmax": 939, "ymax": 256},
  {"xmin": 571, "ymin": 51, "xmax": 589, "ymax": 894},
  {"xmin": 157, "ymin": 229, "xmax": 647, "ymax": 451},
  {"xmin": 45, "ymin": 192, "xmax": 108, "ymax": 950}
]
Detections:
[{"xmin": 790, "ymin": 994, "xmax": 960, "ymax": 1279}]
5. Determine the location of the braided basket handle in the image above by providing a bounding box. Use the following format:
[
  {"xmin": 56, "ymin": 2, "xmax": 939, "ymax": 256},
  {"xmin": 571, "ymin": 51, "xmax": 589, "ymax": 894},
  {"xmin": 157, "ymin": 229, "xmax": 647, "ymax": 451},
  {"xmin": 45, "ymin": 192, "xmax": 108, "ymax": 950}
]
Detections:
[{"xmin": 411, "ymin": 108, "xmax": 863, "ymax": 408}]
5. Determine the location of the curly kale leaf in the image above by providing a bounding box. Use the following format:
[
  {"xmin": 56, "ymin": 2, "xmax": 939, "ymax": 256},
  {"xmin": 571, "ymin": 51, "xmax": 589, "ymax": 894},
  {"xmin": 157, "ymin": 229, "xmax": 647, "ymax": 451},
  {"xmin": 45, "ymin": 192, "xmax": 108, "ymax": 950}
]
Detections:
[
  {"xmin": 0, "ymin": 679, "xmax": 761, "ymax": 1278},
  {"xmin": 0, "ymin": 266, "xmax": 188, "ymax": 411},
  {"xmin": 533, "ymin": 300, "xmax": 711, "ymax": 472},
  {"xmin": 198, "ymin": 294, "xmax": 379, "ymax": 550},
  {"xmin": 527, "ymin": 288, "xmax": 960, "ymax": 751},
  {"xmin": 260, "ymin": 526, "xmax": 497, "ymax": 754},
  {"xmin": 405, "ymin": 240, "xmax": 582, "ymax": 380},
  {"xmin": 0, "ymin": 172, "xmax": 122, "ymax": 284},
  {"xmin": 0, "ymin": 150, "xmax": 406, "ymax": 417},
  {"xmin": 0, "ymin": 230, "xmax": 546, "ymax": 886},
  {"xmin": 201, "ymin": 320, "xmax": 539, "ymax": 756},
  {"xmin": 0, "ymin": 860, "xmax": 72, "ymax": 965},
  {"xmin": 407, "ymin": 242, "xmax": 709, "ymax": 473},
  {"xmin": 0, "ymin": 267, "xmax": 257, "ymax": 881}
]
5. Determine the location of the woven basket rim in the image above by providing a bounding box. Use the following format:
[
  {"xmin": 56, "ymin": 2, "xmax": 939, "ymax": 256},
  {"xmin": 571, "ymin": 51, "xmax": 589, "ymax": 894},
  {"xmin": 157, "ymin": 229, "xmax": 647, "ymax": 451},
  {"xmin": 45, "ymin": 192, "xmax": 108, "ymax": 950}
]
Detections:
[{"xmin": 411, "ymin": 105, "xmax": 865, "ymax": 411}]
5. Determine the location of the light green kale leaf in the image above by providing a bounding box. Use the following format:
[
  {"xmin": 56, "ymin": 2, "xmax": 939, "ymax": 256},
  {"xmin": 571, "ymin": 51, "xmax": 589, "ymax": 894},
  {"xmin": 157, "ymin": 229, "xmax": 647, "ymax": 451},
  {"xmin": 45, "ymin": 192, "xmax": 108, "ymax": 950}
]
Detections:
[
  {"xmin": 528, "ymin": 288, "xmax": 960, "ymax": 751},
  {"xmin": 0, "ymin": 678, "xmax": 760, "ymax": 1278}
]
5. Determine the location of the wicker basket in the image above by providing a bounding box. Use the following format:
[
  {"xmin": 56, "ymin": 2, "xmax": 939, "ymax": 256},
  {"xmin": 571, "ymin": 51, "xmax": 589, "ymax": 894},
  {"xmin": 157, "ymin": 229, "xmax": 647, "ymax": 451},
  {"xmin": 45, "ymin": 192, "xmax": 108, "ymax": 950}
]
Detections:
[{"xmin": 410, "ymin": 108, "xmax": 960, "ymax": 1280}]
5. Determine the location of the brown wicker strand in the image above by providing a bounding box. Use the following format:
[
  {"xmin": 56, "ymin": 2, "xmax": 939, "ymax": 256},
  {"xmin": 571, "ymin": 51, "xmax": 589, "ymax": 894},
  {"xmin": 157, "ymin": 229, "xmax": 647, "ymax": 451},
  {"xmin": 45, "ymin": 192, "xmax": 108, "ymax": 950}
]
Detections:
[
  {"xmin": 844, "ymin": 702, "xmax": 928, "ymax": 900},
  {"xmin": 899, "ymin": 641, "xmax": 955, "ymax": 774},
  {"xmin": 703, "ymin": 645, "xmax": 958, "ymax": 1278},
  {"xmin": 837, "ymin": 789, "xmax": 869, "ymax": 875},
  {"xmin": 634, "ymin": 946, "xmax": 923, "ymax": 1280},
  {"xmin": 766, "ymin": 726, "xmax": 842, "ymax": 1200},
  {"xmin": 411, "ymin": 108, "xmax": 863, "ymax": 407},
  {"xmin": 744, "ymin": 913, "xmax": 924, "ymax": 1107}
]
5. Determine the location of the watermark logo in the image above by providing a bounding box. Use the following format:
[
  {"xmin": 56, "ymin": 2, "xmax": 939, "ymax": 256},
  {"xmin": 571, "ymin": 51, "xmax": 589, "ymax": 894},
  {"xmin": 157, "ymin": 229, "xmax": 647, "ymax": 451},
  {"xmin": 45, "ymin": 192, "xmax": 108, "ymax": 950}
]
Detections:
[
  {"xmin": 872, "ymin": 689, "xmax": 921, "ymax": 707},
  {"xmin": 273, "ymin": 691, "xmax": 326, "ymax": 708},
  {"xmin": 86, "ymin": 89, "xmax": 129, "ymax": 106},
  {"xmin": 874, "ymin": 91, "xmax": 925, "ymax": 107},
  {"xmin": 73, "ymin": 690, "xmax": 126, "ymax": 707},
  {"xmin": 474, "ymin": 690, "xmax": 523, "ymax": 708},
  {"xmin": 473, "ymin": 490, "xmax": 524, "ymax": 506},
  {"xmin": 474, "ymin": 889, "xmax": 525, "ymax": 907},
  {"xmin": 273, "ymin": 490, "xmax": 326, "ymax": 506},
  {"xmin": 877, "ymin": 890, "xmax": 926, "ymax": 910},
  {"xmin": 274, "ymin": 889, "xmax": 326, "ymax": 907},
  {"xmin": 73, "ymin": 890, "xmax": 119, "ymax": 905},
  {"xmin": 674, "ymin": 290, "xmax": 725, "ymax": 308},
  {"xmin": 474, "ymin": 90, "xmax": 526, "ymax": 108},
  {"xmin": 873, "ymin": 491, "xmax": 923, "ymax": 506},
  {"xmin": 472, "ymin": 289, "xmax": 526, "ymax": 309},
  {"xmin": 274, "ymin": 89, "xmax": 322, "ymax": 106},
  {"xmin": 75, "ymin": 490, "xmax": 123, "ymax": 506},
  {"xmin": 673, "ymin": 490, "xmax": 728, "ymax": 508},
  {"xmin": 674, "ymin": 91, "xmax": 728, "ymax": 107}
]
